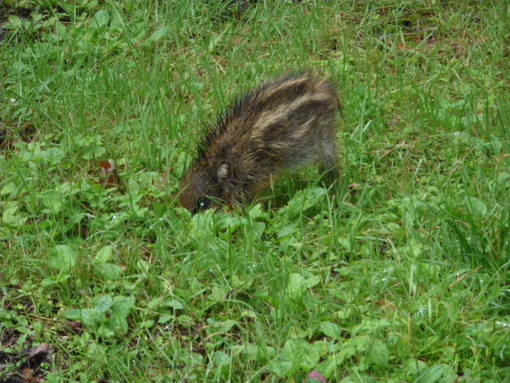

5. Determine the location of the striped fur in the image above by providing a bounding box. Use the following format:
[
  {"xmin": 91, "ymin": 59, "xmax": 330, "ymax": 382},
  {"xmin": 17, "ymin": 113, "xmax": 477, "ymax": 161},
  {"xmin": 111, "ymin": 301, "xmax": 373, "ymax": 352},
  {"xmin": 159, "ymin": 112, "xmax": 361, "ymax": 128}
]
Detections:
[{"xmin": 179, "ymin": 72, "xmax": 341, "ymax": 212}]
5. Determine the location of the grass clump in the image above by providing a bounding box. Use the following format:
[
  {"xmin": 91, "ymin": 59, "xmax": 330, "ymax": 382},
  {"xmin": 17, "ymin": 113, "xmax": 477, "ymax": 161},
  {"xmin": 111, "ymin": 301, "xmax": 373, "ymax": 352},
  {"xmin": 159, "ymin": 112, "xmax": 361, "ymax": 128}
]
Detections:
[{"xmin": 1, "ymin": 1, "xmax": 509, "ymax": 382}]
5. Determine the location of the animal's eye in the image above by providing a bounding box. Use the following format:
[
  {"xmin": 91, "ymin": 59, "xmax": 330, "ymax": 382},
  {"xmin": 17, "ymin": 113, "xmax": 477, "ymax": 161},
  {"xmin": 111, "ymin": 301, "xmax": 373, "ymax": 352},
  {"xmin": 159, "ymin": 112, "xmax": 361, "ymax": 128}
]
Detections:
[{"xmin": 195, "ymin": 197, "xmax": 211, "ymax": 212}]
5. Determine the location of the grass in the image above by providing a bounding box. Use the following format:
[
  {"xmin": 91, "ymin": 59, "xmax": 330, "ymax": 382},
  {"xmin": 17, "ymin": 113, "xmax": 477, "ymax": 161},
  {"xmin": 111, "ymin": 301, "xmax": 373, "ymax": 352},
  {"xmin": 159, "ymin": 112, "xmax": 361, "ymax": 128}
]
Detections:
[{"xmin": 1, "ymin": 0, "xmax": 509, "ymax": 382}]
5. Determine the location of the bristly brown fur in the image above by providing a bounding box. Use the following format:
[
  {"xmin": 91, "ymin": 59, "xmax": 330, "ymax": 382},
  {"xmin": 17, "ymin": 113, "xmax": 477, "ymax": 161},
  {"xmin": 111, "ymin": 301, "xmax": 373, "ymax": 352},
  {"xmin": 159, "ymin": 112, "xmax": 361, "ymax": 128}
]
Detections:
[{"xmin": 179, "ymin": 72, "xmax": 342, "ymax": 213}]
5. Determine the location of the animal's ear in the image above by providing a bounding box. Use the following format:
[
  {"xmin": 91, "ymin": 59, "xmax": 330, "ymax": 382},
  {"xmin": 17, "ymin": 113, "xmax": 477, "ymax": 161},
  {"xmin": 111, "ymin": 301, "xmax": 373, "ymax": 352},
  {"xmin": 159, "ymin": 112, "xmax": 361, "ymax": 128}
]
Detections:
[{"xmin": 216, "ymin": 161, "xmax": 229, "ymax": 181}]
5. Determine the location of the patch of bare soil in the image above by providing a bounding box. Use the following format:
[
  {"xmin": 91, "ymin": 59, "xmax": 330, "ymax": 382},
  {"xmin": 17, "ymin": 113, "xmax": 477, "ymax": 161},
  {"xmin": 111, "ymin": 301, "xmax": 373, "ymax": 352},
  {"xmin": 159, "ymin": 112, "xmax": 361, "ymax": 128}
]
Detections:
[
  {"xmin": 0, "ymin": 329, "xmax": 52, "ymax": 383},
  {"xmin": 0, "ymin": 122, "xmax": 37, "ymax": 151}
]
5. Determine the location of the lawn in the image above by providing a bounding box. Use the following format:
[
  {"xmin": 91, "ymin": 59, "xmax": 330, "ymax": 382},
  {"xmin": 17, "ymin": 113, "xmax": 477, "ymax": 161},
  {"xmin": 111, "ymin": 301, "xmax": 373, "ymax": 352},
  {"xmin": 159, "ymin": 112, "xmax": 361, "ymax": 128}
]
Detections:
[{"xmin": 1, "ymin": 1, "xmax": 509, "ymax": 382}]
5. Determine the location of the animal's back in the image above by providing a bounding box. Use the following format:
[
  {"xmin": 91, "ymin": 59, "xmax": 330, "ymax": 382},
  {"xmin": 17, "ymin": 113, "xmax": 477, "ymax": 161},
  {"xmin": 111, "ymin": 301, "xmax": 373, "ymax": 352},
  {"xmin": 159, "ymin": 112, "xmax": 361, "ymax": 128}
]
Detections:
[{"xmin": 204, "ymin": 73, "xmax": 339, "ymax": 172}]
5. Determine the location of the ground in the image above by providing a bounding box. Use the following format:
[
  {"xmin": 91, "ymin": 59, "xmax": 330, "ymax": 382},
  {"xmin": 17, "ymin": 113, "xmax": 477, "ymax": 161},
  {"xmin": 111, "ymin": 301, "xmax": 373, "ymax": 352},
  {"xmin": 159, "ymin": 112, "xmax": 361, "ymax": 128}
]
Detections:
[{"xmin": 0, "ymin": 1, "xmax": 509, "ymax": 382}]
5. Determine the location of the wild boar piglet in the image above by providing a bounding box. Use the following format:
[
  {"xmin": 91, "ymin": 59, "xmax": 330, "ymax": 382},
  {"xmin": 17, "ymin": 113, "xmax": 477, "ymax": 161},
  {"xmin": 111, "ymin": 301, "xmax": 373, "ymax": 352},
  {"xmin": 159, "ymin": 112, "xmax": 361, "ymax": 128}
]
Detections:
[{"xmin": 179, "ymin": 72, "xmax": 342, "ymax": 213}]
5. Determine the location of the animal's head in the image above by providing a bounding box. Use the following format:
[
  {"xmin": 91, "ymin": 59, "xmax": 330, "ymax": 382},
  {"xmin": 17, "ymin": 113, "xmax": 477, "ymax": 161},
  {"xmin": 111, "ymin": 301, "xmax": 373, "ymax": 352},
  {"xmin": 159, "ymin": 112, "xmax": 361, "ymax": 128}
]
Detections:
[{"xmin": 178, "ymin": 161, "xmax": 230, "ymax": 213}]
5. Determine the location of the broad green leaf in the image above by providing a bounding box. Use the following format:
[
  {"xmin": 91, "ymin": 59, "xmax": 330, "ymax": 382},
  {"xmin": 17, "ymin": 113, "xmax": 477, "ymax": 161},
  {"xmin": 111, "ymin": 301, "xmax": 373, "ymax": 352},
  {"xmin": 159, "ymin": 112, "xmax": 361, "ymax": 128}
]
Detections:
[
  {"xmin": 49, "ymin": 245, "xmax": 77, "ymax": 271},
  {"xmin": 278, "ymin": 224, "xmax": 297, "ymax": 239},
  {"xmin": 42, "ymin": 148, "xmax": 65, "ymax": 164},
  {"xmin": 41, "ymin": 274, "xmax": 70, "ymax": 286},
  {"xmin": 250, "ymin": 221, "xmax": 266, "ymax": 238},
  {"xmin": 177, "ymin": 315, "xmax": 193, "ymax": 325},
  {"xmin": 367, "ymin": 339, "xmax": 389, "ymax": 367},
  {"xmin": 213, "ymin": 351, "xmax": 231, "ymax": 366},
  {"xmin": 415, "ymin": 365, "xmax": 446, "ymax": 383},
  {"xmin": 211, "ymin": 319, "xmax": 237, "ymax": 333},
  {"xmin": 98, "ymin": 263, "xmax": 122, "ymax": 280},
  {"xmin": 247, "ymin": 203, "xmax": 268, "ymax": 220},
  {"xmin": 99, "ymin": 320, "xmax": 118, "ymax": 338},
  {"xmin": 464, "ymin": 197, "xmax": 487, "ymax": 220},
  {"xmin": 266, "ymin": 357, "xmax": 294, "ymax": 377},
  {"xmin": 7, "ymin": 15, "xmax": 22, "ymax": 29},
  {"xmin": 145, "ymin": 26, "xmax": 169, "ymax": 43},
  {"xmin": 210, "ymin": 286, "xmax": 228, "ymax": 302},
  {"xmin": 80, "ymin": 144, "xmax": 105, "ymax": 159},
  {"xmin": 95, "ymin": 245, "xmax": 113, "ymax": 264},
  {"xmin": 189, "ymin": 208, "xmax": 215, "ymax": 236},
  {"xmin": 65, "ymin": 309, "xmax": 102, "ymax": 326},
  {"xmin": 41, "ymin": 190, "xmax": 64, "ymax": 214},
  {"xmin": 164, "ymin": 299, "xmax": 184, "ymax": 310},
  {"xmin": 112, "ymin": 296, "xmax": 135, "ymax": 319},
  {"xmin": 215, "ymin": 214, "xmax": 248, "ymax": 233},
  {"xmin": 93, "ymin": 10, "xmax": 110, "ymax": 28},
  {"xmin": 497, "ymin": 172, "xmax": 510, "ymax": 184},
  {"xmin": 147, "ymin": 297, "xmax": 164, "ymax": 310},
  {"xmin": 283, "ymin": 339, "xmax": 320, "ymax": 370},
  {"xmin": 1, "ymin": 182, "xmax": 18, "ymax": 196},
  {"xmin": 282, "ymin": 187, "xmax": 327, "ymax": 217},
  {"xmin": 55, "ymin": 22, "xmax": 69, "ymax": 39},
  {"xmin": 337, "ymin": 238, "xmax": 352, "ymax": 252},
  {"xmin": 305, "ymin": 275, "xmax": 321, "ymax": 288},
  {"xmin": 320, "ymin": 321, "xmax": 342, "ymax": 339},
  {"xmin": 2, "ymin": 204, "xmax": 27, "ymax": 227},
  {"xmin": 158, "ymin": 314, "xmax": 173, "ymax": 324},
  {"xmin": 95, "ymin": 295, "xmax": 113, "ymax": 312},
  {"xmin": 286, "ymin": 273, "xmax": 306, "ymax": 299},
  {"xmin": 140, "ymin": 320, "xmax": 155, "ymax": 329},
  {"xmin": 232, "ymin": 344, "xmax": 276, "ymax": 360},
  {"xmin": 136, "ymin": 259, "xmax": 150, "ymax": 273}
]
